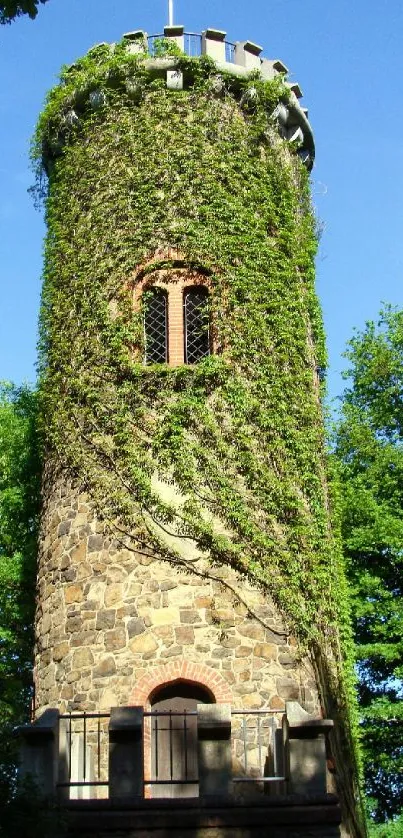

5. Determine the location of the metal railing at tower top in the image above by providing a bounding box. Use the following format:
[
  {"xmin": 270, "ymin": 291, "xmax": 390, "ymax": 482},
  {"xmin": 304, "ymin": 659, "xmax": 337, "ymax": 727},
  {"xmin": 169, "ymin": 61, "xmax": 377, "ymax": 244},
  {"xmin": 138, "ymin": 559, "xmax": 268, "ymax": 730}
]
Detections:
[
  {"xmin": 148, "ymin": 32, "xmax": 201, "ymax": 57},
  {"xmin": 147, "ymin": 33, "xmax": 236, "ymax": 62}
]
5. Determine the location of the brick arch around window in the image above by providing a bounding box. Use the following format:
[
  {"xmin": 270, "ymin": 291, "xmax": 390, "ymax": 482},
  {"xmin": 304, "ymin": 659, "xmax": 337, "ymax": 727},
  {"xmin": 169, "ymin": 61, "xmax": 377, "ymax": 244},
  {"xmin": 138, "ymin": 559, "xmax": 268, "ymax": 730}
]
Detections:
[{"xmin": 132, "ymin": 253, "xmax": 212, "ymax": 367}]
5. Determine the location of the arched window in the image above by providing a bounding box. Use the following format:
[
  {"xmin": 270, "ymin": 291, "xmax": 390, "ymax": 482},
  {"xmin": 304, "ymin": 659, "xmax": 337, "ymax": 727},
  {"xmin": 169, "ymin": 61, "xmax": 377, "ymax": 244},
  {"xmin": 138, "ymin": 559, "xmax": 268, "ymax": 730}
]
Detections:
[
  {"xmin": 183, "ymin": 287, "xmax": 210, "ymax": 364},
  {"xmin": 144, "ymin": 287, "xmax": 168, "ymax": 364}
]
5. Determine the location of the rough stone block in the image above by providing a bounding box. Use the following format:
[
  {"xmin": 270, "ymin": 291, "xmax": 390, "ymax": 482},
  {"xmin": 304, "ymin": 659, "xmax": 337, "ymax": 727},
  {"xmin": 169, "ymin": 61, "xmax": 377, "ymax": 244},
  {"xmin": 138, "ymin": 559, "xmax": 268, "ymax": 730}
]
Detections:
[
  {"xmin": 174, "ymin": 626, "xmax": 195, "ymax": 645},
  {"xmin": 160, "ymin": 580, "xmax": 178, "ymax": 591},
  {"xmin": 104, "ymin": 584, "xmax": 123, "ymax": 607},
  {"xmin": 241, "ymin": 693, "xmax": 263, "ymax": 709},
  {"xmin": 104, "ymin": 627, "xmax": 126, "ymax": 651},
  {"xmin": 53, "ymin": 642, "xmax": 69, "ymax": 662},
  {"xmin": 96, "ymin": 610, "xmax": 116, "ymax": 631},
  {"xmin": 277, "ymin": 678, "xmax": 300, "ymax": 700},
  {"xmin": 127, "ymin": 618, "xmax": 146, "ymax": 637},
  {"xmin": 254, "ymin": 643, "xmax": 277, "ymax": 660},
  {"xmin": 64, "ymin": 584, "xmax": 83, "ymax": 604},
  {"xmin": 93, "ymin": 656, "xmax": 116, "ymax": 678},
  {"xmin": 87, "ymin": 534, "xmax": 104, "ymax": 552},
  {"xmin": 150, "ymin": 606, "xmax": 179, "ymax": 626},
  {"xmin": 41, "ymin": 612, "xmax": 51, "ymax": 634},
  {"xmin": 161, "ymin": 645, "xmax": 182, "ymax": 658},
  {"xmin": 269, "ymin": 696, "xmax": 285, "ymax": 710},
  {"xmin": 72, "ymin": 648, "xmax": 94, "ymax": 668},
  {"xmin": 238, "ymin": 623, "xmax": 265, "ymax": 640},
  {"xmin": 180, "ymin": 609, "xmax": 200, "ymax": 624},
  {"xmin": 129, "ymin": 633, "xmax": 158, "ymax": 654}
]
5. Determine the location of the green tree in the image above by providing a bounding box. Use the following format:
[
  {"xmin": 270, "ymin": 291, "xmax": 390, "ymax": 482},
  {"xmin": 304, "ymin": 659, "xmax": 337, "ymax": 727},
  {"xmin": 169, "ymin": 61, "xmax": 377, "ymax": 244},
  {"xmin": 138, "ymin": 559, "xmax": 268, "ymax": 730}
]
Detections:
[
  {"xmin": 369, "ymin": 813, "xmax": 403, "ymax": 837},
  {"xmin": 335, "ymin": 307, "xmax": 403, "ymax": 823},
  {"xmin": 0, "ymin": 383, "xmax": 40, "ymax": 806},
  {"xmin": 0, "ymin": 0, "xmax": 48, "ymax": 24}
]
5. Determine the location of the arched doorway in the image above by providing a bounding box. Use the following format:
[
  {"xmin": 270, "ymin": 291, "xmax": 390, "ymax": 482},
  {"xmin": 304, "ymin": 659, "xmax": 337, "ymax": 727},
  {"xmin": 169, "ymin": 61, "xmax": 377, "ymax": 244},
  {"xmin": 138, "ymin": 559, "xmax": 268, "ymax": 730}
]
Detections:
[{"xmin": 150, "ymin": 680, "xmax": 214, "ymax": 798}]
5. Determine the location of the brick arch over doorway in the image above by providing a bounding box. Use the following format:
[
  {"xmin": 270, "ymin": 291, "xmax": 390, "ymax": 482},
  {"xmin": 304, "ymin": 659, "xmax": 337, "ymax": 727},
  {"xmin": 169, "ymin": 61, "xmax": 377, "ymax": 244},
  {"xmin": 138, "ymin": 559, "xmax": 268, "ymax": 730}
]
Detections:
[
  {"xmin": 132, "ymin": 661, "xmax": 232, "ymax": 798},
  {"xmin": 130, "ymin": 661, "xmax": 233, "ymax": 708}
]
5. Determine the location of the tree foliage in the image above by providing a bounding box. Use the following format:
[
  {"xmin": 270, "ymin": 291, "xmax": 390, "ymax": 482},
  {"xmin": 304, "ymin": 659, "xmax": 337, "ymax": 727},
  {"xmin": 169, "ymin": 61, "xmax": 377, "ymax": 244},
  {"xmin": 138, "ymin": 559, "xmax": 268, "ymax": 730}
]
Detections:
[
  {"xmin": 369, "ymin": 814, "xmax": 403, "ymax": 837},
  {"xmin": 0, "ymin": 383, "xmax": 40, "ymax": 806},
  {"xmin": 0, "ymin": 0, "xmax": 47, "ymax": 24},
  {"xmin": 335, "ymin": 307, "xmax": 403, "ymax": 823}
]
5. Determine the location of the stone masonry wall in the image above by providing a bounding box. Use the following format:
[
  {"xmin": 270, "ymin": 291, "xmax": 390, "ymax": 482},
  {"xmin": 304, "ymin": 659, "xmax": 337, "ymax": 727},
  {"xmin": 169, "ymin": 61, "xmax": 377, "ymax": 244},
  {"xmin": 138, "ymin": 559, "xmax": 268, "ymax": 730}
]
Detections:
[{"xmin": 34, "ymin": 477, "xmax": 321, "ymax": 718}]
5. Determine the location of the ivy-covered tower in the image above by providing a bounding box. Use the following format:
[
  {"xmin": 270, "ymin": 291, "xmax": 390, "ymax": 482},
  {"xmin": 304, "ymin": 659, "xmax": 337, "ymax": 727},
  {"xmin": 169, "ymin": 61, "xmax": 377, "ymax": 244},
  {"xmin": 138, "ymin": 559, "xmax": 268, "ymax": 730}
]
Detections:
[{"xmin": 30, "ymin": 25, "xmax": 363, "ymax": 838}]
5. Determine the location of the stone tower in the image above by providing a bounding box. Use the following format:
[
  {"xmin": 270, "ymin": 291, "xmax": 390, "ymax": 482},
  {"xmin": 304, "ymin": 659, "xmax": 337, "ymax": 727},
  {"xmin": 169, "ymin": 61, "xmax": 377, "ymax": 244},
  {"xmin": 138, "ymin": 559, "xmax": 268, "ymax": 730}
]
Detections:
[{"xmin": 28, "ymin": 24, "xmax": 364, "ymax": 838}]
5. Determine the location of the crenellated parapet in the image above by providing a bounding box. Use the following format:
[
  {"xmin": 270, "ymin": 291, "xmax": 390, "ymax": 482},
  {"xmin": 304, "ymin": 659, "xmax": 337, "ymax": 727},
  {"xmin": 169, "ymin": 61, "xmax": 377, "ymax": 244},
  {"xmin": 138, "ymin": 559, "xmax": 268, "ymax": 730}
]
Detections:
[{"xmin": 38, "ymin": 25, "xmax": 314, "ymax": 172}]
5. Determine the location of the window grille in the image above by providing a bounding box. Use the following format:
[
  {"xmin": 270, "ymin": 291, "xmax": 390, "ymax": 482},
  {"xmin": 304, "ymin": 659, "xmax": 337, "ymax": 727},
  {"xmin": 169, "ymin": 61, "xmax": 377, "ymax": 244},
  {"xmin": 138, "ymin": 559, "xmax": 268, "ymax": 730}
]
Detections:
[
  {"xmin": 184, "ymin": 287, "xmax": 210, "ymax": 364},
  {"xmin": 144, "ymin": 288, "xmax": 168, "ymax": 364}
]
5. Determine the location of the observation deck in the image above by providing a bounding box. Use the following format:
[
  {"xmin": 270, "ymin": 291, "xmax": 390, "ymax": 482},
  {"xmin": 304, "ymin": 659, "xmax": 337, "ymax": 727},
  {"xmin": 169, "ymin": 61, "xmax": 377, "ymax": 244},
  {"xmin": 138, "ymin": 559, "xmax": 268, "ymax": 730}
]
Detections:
[{"xmin": 118, "ymin": 26, "xmax": 314, "ymax": 168}]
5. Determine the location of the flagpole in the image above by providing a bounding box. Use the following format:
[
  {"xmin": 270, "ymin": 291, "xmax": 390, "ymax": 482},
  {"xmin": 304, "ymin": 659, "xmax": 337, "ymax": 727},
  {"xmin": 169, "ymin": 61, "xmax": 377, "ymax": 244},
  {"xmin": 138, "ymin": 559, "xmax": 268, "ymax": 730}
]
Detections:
[{"xmin": 168, "ymin": 0, "xmax": 174, "ymax": 26}]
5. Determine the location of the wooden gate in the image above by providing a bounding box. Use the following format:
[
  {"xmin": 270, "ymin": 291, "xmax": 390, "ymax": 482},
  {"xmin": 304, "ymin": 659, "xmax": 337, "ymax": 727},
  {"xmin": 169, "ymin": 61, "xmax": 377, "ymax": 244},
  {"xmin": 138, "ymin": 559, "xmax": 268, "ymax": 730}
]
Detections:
[{"xmin": 150, "ymin": 682, "xmax": 213, "ymax": 798}]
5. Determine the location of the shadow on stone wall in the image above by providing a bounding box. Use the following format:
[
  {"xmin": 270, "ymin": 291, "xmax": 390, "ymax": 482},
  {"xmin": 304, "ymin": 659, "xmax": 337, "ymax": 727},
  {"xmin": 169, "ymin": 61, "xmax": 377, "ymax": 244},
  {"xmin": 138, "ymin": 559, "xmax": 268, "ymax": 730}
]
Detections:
[{"xmin": 65, "ymin": 795, "xmax": 342, "ymax": 838}]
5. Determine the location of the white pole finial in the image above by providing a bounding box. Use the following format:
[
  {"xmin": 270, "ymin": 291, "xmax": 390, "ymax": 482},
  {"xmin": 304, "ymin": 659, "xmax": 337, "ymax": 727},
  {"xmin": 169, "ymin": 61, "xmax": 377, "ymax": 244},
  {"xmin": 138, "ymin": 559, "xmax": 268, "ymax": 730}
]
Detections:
[{"xmin": 168, "ymin": 0, "xmax": 174, "ymax": 26}]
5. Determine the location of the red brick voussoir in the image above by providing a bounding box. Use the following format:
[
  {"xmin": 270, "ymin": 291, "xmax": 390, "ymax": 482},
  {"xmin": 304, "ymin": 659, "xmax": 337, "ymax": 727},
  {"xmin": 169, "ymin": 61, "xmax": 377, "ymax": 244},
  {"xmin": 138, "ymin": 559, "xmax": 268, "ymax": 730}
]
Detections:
[{"xmin": 130, "ymin": 660, "xmax": 233, "ymax": 708}]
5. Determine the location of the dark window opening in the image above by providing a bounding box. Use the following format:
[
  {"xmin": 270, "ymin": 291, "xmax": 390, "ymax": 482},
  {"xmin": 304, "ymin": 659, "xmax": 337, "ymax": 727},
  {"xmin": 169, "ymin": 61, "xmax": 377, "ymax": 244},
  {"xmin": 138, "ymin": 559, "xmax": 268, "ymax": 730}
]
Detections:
[
  {"xmin": 184, "ymin": 287, "xmax": 210, "ymax": 364},
  {"xmin": 144, "ymin": 288, "xmax": 168, "ymax": 364},
  {"xmin": 151, "ymin": 681, "xmax": 214, "ymax": 706}
]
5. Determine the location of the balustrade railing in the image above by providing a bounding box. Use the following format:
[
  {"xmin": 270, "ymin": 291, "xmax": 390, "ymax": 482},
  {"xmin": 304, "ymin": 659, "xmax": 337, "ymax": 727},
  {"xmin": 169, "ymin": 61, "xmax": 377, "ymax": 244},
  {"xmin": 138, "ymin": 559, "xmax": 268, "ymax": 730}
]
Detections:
[
  {"xmin": 20, "ymin": 704, "xmax": 332, "ymax": 801},
  {"xmin": 58, "ymin": 711, "xmax": 110, "ymax": 798},
  {"xmin": 232, "ymin": 709, "xmax": 285, "ymax": 784},
  {"xmin": 54, "ymin": 707, "xmax": 285, "ymax": 798},
  {"xmin": 146, "ymin": 33, "xmax": 235, "ymax": 62}
]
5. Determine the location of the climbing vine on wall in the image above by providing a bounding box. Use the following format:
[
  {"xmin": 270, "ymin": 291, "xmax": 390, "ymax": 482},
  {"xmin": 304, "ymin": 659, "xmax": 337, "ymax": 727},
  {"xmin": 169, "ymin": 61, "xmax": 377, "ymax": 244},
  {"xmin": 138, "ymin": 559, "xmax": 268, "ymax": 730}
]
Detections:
[{"xmin": 32, "ymin": 41, "xmax": 364, "ymax": 836}]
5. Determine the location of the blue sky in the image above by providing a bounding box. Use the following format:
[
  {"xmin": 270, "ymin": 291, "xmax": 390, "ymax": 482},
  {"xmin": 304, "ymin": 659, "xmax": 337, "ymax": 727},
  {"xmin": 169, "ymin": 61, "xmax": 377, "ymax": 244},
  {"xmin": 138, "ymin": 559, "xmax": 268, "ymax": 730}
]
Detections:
[{"xmin": 1, "ymin": 0, "xmax": 402, "ymax": 403}]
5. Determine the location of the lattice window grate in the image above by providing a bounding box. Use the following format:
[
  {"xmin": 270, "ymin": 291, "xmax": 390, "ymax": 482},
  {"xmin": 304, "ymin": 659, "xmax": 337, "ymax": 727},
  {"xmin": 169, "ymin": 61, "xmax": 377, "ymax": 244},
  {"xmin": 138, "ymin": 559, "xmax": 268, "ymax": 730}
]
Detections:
[
  {"xmin": 184, "ymin": 288, "xmax": 210, "ymax": 364},
  {"xmin": 144, "ymin": 288, "xmax": 168, "ymax": 364}
]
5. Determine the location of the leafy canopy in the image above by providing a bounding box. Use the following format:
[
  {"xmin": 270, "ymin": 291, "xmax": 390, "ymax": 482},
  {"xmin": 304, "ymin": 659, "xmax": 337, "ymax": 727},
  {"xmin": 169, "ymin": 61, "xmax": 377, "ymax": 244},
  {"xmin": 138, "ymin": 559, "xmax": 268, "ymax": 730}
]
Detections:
[
  {"xmin": 0, "ymin": 0, "xmax": 47, "ymax": 24},
  {"xmin": 0, "ymin": 383, "xmax": 40, "ymax": 807},
  {"xmin": 335, "ymin": 306, "xmax": 403, "ymax": 823}
]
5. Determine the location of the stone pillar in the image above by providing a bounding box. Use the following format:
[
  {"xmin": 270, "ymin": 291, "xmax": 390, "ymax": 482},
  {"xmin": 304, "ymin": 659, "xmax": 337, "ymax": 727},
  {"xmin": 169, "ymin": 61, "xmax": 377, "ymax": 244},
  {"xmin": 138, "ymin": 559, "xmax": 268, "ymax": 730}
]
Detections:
[
  {"xmin": 19, "ymin": 709, "xmax": 59, "ymax": 797},
  {"xmin": 287, "ymin": 81, "xmax": 303, "ymax": 100},
  {"xmin": 201, "ymin": 29, "xmax": 227, "ymax": 63},
  {"xmin": 122, "ymin": 30, "xmax": 148, "ymax": 55},
  {"xmin": 260, "ymin": 58, "xmax": 288, "ymax": 80},
  {"xmin": 283, "ymin": 701, "xmax": 333, "ymax": 795},
  {"xmin": 164, "ymin": 25, "xmax": 185, "ymax": 53},
  {"xmin": 109, "ymin": 707, "xmax": 144, "ymax": 798},
  {"xmin": 234, "ymin": 41, "xmax": 263, "ymax": 70},
  {"xmin": 197, "ymin": 703, "xmax": 231, "ymax": 796}
]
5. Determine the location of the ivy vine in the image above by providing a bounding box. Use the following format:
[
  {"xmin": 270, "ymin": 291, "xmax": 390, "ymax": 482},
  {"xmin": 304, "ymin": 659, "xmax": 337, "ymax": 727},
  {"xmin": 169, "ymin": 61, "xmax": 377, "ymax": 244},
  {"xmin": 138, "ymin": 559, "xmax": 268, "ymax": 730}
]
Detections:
[{"xmin": 33, "ymin": 40, "xmax": 365, "ymax": 836}]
